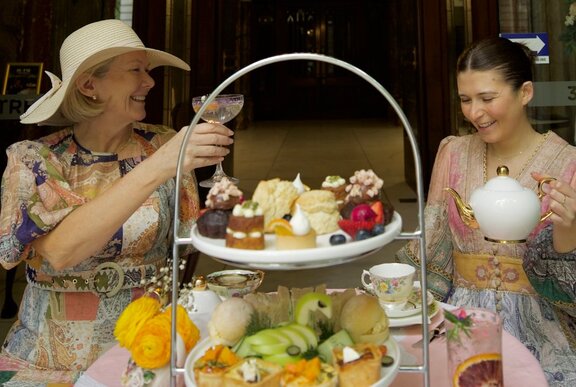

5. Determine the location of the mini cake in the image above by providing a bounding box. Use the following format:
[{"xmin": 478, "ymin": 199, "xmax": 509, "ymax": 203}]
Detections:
[
  {"xmin": 344, "ymin": 169, "xmax": 384, "ymax": 204},
  {"xmin": 252, "ymin": 178, "xmax": 299, "ymax": 232},
  {"xmin": 197, "ymin": 178, "xmax": 243, "ymax": 239},
  {"xmin": 270, "ymin": 204, "xmax": 317, "ymax": 250},
  {"xmin": 321, "ymin": 175, "xmax": 347, "ymax": 209},
  {"xmin": 295, "ymin": 190, "xmax": 340, "ymax": 235},
  {"xmin": 332, "ymin": 343, "xmax": 383, "ymax": 387},
  {"xmin": 222, "ymin": 358, "xmax": 283, "ymax": 387},
  {"xmin": 226, "ymin": 200, "xmax": 265, "ymax": 250}
]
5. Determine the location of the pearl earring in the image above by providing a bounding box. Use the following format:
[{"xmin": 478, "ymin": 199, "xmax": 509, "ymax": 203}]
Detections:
[{"xmin": 91, "ymin": 95, "xmax": 97, "ymax": 101}]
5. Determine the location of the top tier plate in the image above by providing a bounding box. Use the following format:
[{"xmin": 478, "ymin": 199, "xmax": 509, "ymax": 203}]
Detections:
[{"xmin": 190, "ymin": 212, "xmax": 402, "ymax": 270}]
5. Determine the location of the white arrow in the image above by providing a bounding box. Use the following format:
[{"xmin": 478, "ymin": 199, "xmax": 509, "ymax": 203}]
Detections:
[{"xmin": 506, "ymin": 35, "xmax": 546, "ymax": 54}]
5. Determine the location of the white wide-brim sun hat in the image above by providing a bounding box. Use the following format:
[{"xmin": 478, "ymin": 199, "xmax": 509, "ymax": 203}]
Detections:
[{"xmin": 20, "ymin": 19, "xmax": 191, "ymax": 126}]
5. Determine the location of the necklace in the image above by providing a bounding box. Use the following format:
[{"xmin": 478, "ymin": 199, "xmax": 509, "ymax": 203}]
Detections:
[{"xmin": 483, "ymin": 132, "xmax": 549, "ymax": 182}]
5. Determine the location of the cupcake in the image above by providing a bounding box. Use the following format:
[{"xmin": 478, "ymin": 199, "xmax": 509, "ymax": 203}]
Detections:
[{"xmin": 197, "ymin": 177, "xmax": 242, "ymax": 239}]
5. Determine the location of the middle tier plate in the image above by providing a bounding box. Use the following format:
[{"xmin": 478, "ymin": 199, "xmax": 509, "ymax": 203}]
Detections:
[{"xmin": 190, "ymin": 212, "xmax": 403, "ymax": 270}]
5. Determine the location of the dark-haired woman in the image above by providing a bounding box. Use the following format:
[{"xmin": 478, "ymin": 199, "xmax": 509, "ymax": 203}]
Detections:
[{"xmin": 397, "ymin": 37, "xmax": 576, "ymax": 385}]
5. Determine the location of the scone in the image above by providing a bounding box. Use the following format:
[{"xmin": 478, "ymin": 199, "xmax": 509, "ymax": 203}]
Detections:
[
  {"xmin": 222, "ymin": 358, "xmax": 282, "ymax": 386},
  {"xmin": 252, "ymin": 178, "xmax": 299, "ymax": 232},
  {"xmin": 226, "ymin": 200, "xmax": 265, "ymax": 249},
  {"xmin": 294, "ymin": 190, "xmax": 340, "ymax": 235},
  {"xmin": 332, "ymin": 343, "xmax": 383, "ymax": 387}
]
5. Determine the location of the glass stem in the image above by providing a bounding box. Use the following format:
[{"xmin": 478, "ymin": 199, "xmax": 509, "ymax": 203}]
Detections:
[{"xmin": 213, "ymin": 162, "xmax": 226, "ymax": 177}]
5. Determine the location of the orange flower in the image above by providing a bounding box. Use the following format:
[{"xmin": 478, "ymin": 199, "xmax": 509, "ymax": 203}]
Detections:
[
  {"xmin": 162, "ymin": 305, "xmax": 201, "ymax": 352},
  {"xmin": 130, "ymin": 314, "xmax": 172, "ymax": 369},
  {"xmin": 114, "ymin": 296, "xmax": 161, "ymax": 349}
]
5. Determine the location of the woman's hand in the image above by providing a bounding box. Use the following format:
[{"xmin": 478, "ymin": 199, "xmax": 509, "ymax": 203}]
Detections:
[
  {"xmin": 532, "ymin": 171, "xmax": 576, "ymax": 252},
  {"xmin": 152, "ymin": 122, "xmax": 234, "ymax": 181}
]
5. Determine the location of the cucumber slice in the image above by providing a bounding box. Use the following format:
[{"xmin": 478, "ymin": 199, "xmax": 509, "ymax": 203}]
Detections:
[{"xmin": 317, "ymin": 329, "xmax": 354, "ymax": 363}]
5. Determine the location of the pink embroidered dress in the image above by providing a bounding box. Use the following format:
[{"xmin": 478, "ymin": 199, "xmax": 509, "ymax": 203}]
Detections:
[
  {"xmin": 0, "ymin": 123, "xmax": 199, "ymax": 372},
  {"xmin": 397, "ymin": 131, "xmax": 576, "ymax": 386}
]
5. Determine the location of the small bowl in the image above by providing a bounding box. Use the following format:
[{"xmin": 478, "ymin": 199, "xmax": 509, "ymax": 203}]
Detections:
[{"xmin": 205, "ymin": 269, "xmax": 265, "ymax": 299}]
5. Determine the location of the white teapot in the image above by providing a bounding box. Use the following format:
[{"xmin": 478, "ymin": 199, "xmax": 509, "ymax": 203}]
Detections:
[{"xmin": 444, "ymin": 166, "xmax": 553, "ymax": 243}]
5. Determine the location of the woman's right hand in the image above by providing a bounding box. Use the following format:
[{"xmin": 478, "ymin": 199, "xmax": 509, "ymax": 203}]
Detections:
[{"xmin": 153, "ymin": 122, "xmax": 234, "ymax": 181}]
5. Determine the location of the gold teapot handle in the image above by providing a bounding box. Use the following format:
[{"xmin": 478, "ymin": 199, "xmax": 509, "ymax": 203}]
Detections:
[{"xmin": 537, "ymin": 177, "xmax": 557, "ymax": 222}]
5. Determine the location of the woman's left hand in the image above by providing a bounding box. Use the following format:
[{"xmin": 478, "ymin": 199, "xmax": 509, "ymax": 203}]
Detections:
[{"xmin": 532, "ymin": 171, "xmax": 576, "ymax": 252}]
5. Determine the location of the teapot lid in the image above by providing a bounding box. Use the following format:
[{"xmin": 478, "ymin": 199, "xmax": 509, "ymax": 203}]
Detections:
[{"xmin": 484, "ymin": 166, "xmax": 524, "ymax": 191}]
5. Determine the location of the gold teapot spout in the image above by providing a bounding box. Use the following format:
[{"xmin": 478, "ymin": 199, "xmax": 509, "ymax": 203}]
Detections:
[{"xmin": 444, "ymin": 187, "xmax": 479, "ymax": 229}]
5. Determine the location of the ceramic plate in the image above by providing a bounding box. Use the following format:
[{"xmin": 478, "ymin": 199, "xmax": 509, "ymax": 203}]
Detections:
[
  {"xmin": 382, "ymin": 285, "xmax": 434, "ymax": 319},
  {"xmin": 388, "ymin": 299, "xmax": 441, "ymax": 328},
  {"xmin": 189, "ymin": 212, "xmax": 402, "ymax": 270},
  {"xmin": 184, "ymin": 336, "xmax": 401, "ymax": 387}
]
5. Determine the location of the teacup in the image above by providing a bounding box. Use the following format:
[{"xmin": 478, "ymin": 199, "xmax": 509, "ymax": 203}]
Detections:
[
  {"xmin": 361, "ymin": 263, "xmax": 415, "ymax": 312},
  {"xmin": 206, "ymin": 269, "xmax": 265, "ymax": 299}
]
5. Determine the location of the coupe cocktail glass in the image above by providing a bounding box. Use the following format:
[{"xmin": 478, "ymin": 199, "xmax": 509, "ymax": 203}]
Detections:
[{"xmin": 192, "ymin": 93, "xmax": 244, "ymax": 188}]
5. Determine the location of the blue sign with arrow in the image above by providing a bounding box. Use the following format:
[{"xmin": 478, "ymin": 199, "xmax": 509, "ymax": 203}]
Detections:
[{"xmin": 500, "ymin": 32, "xmax": 549, "ymax": 64}]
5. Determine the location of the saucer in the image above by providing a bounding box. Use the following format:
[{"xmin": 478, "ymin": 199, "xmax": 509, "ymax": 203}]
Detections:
[{"xmin": 380, "ymin": 285, "xmax": 434, "ymax": 319}]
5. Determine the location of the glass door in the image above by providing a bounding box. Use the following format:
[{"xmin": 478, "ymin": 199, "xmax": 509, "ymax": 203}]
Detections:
[{"xmin": 499, "ymin": 0, "xmax": 576, "ymax": 145}]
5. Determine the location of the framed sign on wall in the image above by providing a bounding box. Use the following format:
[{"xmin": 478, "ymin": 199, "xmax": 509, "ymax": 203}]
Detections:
[{"xmin": 2, "ymin": 63, "xmax": 43, "ymax": 95}]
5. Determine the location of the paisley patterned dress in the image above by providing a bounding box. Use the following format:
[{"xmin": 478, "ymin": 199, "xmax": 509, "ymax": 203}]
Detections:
[
  {"xmin": 0, "ymin": 123, "xmax": 199, "ymax": 372},
  {"xmin": 397, "ymin": 131, "xmax": 576, "ymax": 386}
]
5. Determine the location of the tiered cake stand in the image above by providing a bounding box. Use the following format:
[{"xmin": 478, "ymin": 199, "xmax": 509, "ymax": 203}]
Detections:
[{"xmin": 170, "ymin": 53, "xmax": 431, "ymax": 387}]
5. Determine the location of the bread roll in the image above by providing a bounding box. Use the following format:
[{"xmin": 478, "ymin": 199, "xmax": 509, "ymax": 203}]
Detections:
[{"xmin": 339, "ymin": 294, "xmax": 389, "ymax": 343}]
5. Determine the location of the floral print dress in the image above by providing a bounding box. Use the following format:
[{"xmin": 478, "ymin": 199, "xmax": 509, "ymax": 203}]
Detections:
[
  {"xmin": 0, "ymin": 123, "xmax": 199, "ymax": 372},
  {"xmin": 397, "ymin": 131, "xmax": 576, "ymax": 386}
]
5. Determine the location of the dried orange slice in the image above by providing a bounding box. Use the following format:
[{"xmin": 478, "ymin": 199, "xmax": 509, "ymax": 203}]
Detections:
[
  {"xmin": 453, "ymin": 352, "xmax": 503, "ymax": 387},
  {"xmin": 268, "ymin": 218, "xmax": 293, "ymax": 236}
]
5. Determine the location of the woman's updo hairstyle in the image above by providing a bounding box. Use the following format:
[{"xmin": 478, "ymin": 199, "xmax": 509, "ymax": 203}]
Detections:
[{"xmin": 456, "ymin": 37, "xmax": 535, "ymax": 91}]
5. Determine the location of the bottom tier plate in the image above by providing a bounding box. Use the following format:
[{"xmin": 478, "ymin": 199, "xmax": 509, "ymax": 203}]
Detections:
[{"xmin": 184, "ymin": 335, "xmax": 401, "ymax": 387}]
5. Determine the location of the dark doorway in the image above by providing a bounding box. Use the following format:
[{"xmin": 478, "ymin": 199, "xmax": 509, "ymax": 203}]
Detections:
[{"xmin": 250, "ymin": 0, "xmax": 397, "ymax": 120}]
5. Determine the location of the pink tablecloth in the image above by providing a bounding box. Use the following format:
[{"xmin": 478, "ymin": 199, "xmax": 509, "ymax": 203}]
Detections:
[
  {"xmin": 390, "ymin": 312, "xmax": 548, "ymax": 387},
  {"xmin": 76, "ymin": 308, "xmax": 548, "ymax": 387}
]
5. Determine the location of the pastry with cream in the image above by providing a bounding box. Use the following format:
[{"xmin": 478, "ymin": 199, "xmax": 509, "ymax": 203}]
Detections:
[
  {"xmin": 332, "ymin": 343, "xmax": 383, "ymax": 387},
  {"xmin": 294, "ymin": 190, "xmax": 340, "ymax": 235},
  {"xmin": 269, "ymin": 204, "xmax": 317, "ymax": 250},
  {"xmin": 252, "ymin": 178, "xmax": 299, "ymax": 232},
  {"xmin": 222, "ymin": 357, "xmax": 283, "ymax": 387},
  {"xmin": 226, "ymin": 200, "xmax": 265, "ymax": 250},
  {"xmin": 194, "ymin": 344, "xmax": 241, "ymax": 387}
]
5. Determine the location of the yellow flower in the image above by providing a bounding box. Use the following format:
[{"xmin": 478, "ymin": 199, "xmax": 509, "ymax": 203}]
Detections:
[
  {"xmin": 162, "ymin": 305, "xmax": 201, "ymax": 352},
  {"xmin": 114, "ymin": 296, "xmax": 161, "ymax": 349},
  {"xmin": 130, "ymin": 314, "xmax": 172, "ymax": 369}
]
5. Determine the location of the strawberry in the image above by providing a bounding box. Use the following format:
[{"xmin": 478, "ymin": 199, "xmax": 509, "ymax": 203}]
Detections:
[
  {"xmin": 338, "ymin": 219, "xmax": 376, "ymax": 239},
  {"xmin": 370, "ymin": 201, "xmax": 384, "ymax": 224}
]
